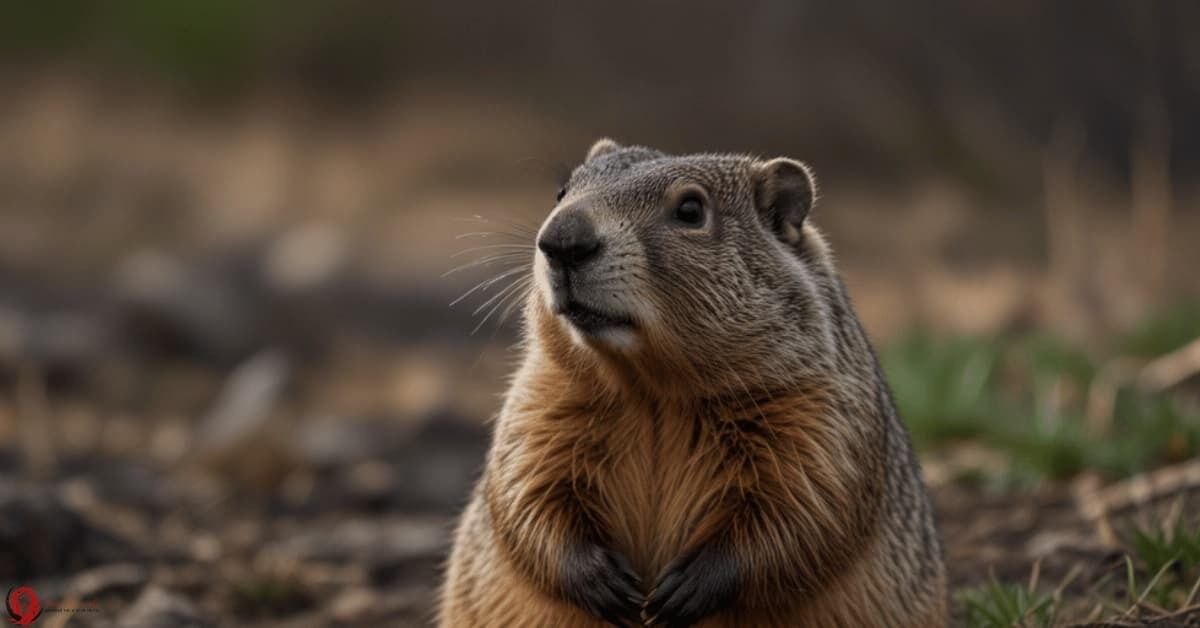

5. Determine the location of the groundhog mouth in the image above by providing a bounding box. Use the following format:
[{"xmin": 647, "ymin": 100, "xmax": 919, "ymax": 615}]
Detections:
[{"xmin": 557, "ymin": 300, "xmax": 634, "ymax": 334}]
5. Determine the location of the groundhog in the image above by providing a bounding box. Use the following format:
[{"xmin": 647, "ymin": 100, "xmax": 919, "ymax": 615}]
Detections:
[{"xmin": 439, "ymin": 139, "xmax": 946, "ymax": 627}]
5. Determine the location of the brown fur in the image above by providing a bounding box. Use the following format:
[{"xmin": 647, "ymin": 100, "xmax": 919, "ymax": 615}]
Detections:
[{"xmin": 440, "ymin": 141, "xmax": 946, "ymax": 627}]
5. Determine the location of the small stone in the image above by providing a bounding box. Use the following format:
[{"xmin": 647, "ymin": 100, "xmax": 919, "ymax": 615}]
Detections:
[
  {"xmin": 190, "ymin": 534, "xmax": 221, "ymax": 563},
  {"xmin": 345, "ymin": 460, "xmax": 397, "ymax": 499},
  {"xmin": 262, "ymin": 223, "xmax": 348, "ymax": 294},
  {"xmin": 328, "ymin": 587, "xmax": 378, "ymax": 623}
]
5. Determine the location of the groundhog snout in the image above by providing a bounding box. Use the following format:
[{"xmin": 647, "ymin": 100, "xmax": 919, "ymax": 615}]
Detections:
[
  {"xmin": 537, "ymin": 207, "xmax": 603, "ymax": 271},
  {"xmin": 535, "ymin": 204, "xmax": 642, "ymax": 340}
]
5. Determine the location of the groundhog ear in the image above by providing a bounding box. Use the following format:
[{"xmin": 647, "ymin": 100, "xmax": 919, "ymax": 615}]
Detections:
[
  {"xmin": 585, "ymin": 138, "xmax": 621, "ymax": 162},
  {"xmin": 753, "ymin": 157, "xmax": 817, "ymax": 244}
]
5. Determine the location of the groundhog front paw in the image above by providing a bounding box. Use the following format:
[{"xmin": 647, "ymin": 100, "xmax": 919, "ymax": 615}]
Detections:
[
  {"xmin": 561, "ymin": 542, "xmax": 645, "ymax": 626},
  {"xmin": 643, "ymin": 545, "xmax": 738, "ymax": 627}
]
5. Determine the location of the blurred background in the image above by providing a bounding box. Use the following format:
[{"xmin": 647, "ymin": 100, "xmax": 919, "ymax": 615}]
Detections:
[{"xmin": 1, "ymin": 2, "xmax": 1198, "ymax": 626}]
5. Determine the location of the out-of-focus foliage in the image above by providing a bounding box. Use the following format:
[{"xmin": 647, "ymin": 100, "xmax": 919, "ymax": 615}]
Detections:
[
  {"xmin": 961, "ymin": 520, "xmax": 1200, "ymax": 628},
  {"xmin": 4, "ymin": 1, "xmax": 1200, "ymax": 184},
  {"xmin": 884, "ymin": 300, "xmax": 1200, "ymax": 485},
  {"xmin": 1128, "ymin": 520, "xmax": 1200, "ymax": 580},
  {"xmin": 884, "ymin": 333, "xmax": 1004, "ymax": 446},
  {"xmin": 1115, "ymin": 298, "xmax": 1200, "ymax": 358},
  {"xmin": 959, "ymin": 577, "xmax": 1057, "ymax": 628}
]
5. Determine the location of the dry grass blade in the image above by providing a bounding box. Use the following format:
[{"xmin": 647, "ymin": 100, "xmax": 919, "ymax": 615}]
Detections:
[
  {"xmin": 1124, "ymin": 556, "xmax": 1138, "ymax": 615},
  {"xmin": 16, "ymin": 363, "xmax": 56, "ymax": 477},
  {"xmin": 1185, "ymin": 573, "xmax": 1200, "ymax": 608},
  {"xmin": 1138, "ymin": 337, "xmax": 1200, "ymax": 393}
]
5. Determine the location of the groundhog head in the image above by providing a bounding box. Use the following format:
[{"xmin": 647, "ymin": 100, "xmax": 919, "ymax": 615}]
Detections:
[{"xmin": 532, "ymin": 139, "xmax": 834, "ymax": 395}]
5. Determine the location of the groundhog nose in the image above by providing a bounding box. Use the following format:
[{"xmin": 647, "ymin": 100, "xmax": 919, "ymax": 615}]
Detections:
[{"xmin": 538, "ymin": 209, "xmax": 602, "ymax": 270}]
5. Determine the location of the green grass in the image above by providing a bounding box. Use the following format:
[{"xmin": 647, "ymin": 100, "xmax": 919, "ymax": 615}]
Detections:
[
  {"xmin": 229, "ymin": 574, "xmax": 314, "ymax": 618},
  {"xmin": 959, "ymin": 522, "xmax": 1200, "ymax": 627},
  {"xmin": 1129, "ymin": 521, "xmax": 1200, "ymax": 575},
  {"xmin": 1125, "ymin": 520, "xmax": 1200, "ymax": 609},
  {"xmin": 883, "ymin": 332, "xmax": 1005, "ymax": 448},
  {"xmin": 959, "ymin": 577, "xmax": 1057, "ymax": 628},
  {"xmin": 937, "ymin": 301, "xmax": 1200, "ymax": 625},
  {"xmin": 1114, "ymin": 298, "xmax": 1200, "ymax": 358},
  {"xmin": 884, "ymin": 299, "xmax": 1200, "ymax": 485}
]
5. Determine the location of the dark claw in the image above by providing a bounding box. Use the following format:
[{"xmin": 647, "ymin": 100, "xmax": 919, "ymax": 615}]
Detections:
[
  {"xmin": 643, "ymin": 545, "xmax": 738, "ymax": 627},
  {"xmin": 561, "ymin": 542, "xmax": 645, "ymax": 626}
]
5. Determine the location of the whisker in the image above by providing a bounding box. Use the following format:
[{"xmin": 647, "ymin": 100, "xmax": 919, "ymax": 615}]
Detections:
[
  {"xmin": 490, "ymin": 274, "xmax": 533, "ymax": 317},
  {"xmin": 473, "ymin": 276, "xmax": 533, "ymax": 335},
  {"xmin": 451, "ymin": 243, "xmax": 535, "ymax": 258},
  {"xmin": 495, "ymin": 282, "xmax": 531, "ymax": 329},
  {"xmin": 442, "ymin": 252, "xmax": 532, "ymax": 277},
  {"xmin": 455, "ymin": 231, "xmax": 533, "ymax": 241},
  {"xmin": 472, "ymin": 272, "xmax": 532, "ymax": 316},
  {"xmin": 449, "ymin": 265, "xmax": 530, "ymax": 307},
  {"xmin": 453, "ymin": 215, "xmax": 539, "ymax": 237},
  {"xmin": 476, "ymin": 277, "xmax": 533, "ymax": 348},
  {"xmin": 492, "ymin": 279, "xmax": 533, "ymax": 330}
]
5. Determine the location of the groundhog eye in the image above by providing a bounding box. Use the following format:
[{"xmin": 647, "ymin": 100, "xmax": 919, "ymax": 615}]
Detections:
[
  {"xmin": 673, "ymin": 197, "xmax": 705, "ymax": 227},
  {"xmin": 555, "ymin": 187, "xmax": 566, "ymax": 202}
]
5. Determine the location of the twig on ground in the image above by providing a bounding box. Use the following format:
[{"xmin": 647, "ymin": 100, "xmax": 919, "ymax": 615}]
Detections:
[{"xmin": 1076, "ymin": 458, "xmax": 1200, "ymax": 525}]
